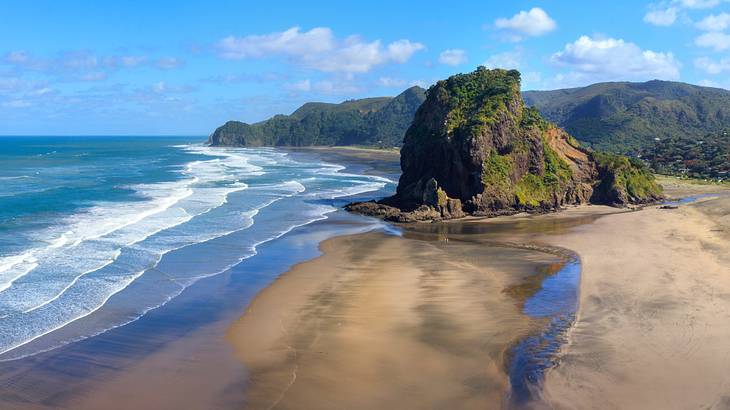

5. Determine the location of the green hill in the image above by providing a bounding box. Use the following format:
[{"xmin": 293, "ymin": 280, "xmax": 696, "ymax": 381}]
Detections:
[
  {"xmin": 523, "ymin": 80, "xmax": 730, "ymax": 154},
  {"xmin": 208, "ymin": 86, "xmax": 426, "ymax": 147}
]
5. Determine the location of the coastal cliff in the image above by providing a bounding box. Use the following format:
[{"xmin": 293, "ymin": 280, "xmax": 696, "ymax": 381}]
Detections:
[
  {"xmin": 347, "ymin": 67, "xmax": 663, "ymax": 221},
  {"xmin": 208, "ymin": 86, "xmax": 426, "ymax": 147}
]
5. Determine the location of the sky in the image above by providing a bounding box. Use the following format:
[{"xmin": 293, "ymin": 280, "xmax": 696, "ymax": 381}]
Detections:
[{"xmin": 3, "ymin": 0, "xmax": 730, "ymax": 135}]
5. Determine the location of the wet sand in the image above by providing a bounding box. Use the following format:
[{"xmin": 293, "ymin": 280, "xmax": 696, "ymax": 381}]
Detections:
[
  {"xmin": 539, "ymin": 188, "xmax": 730, "ymax": 409},
  {"xmin": 228, "ymin": 180, "xmax": 730, "ymax": 409},
  {"xmin": 227, "ymin": 231, "xmax": 568, "ymax": 409}
]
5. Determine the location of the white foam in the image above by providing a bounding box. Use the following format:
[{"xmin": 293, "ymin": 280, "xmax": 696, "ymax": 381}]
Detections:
[{"xmin": 0, "ymin": 145, "xmax": 394, "ymax": 359}]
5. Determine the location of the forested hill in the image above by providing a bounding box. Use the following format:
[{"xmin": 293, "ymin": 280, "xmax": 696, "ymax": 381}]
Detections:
[
  {"xmin": 208, "ymin": 86, "xmax": 426, "ymax": 147},
  {"xmin": 523, "ymin": 80, "xmax": 730, "ymax": 154}
]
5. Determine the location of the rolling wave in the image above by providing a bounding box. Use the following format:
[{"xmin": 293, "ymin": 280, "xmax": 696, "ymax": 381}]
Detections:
[{"xmin": 0, "ymin": 145, "xmax": 392, "ymax": 360}]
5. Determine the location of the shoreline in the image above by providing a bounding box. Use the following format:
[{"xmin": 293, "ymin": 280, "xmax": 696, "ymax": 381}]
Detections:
[
  {"xmin": 0, "ymin": 147, "xmax": 403, "ymax": 409},
  {"xmin": 226, "ymin": 180, "xmax": 730, "ymax": 408},
  {"xmin": 226, "ymin": 230, "xmax": 564, "ymax": 408}
]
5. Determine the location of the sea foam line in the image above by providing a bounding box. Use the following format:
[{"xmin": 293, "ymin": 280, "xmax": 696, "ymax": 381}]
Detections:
[
  {"xmin": 0, "ymin": 146, "xmax": 389, "ymax": 360},
  {"xmin": 0, "ymin": 185, "xmax": 302, "ymax": 358}
]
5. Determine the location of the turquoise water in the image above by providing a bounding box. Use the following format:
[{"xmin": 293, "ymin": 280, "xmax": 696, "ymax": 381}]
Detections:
[{"xmin": 0, "ymin": 137, "xmax": 394, "ymax": 360}]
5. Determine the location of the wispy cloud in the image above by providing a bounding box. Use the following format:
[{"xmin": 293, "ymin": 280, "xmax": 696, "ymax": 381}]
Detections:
[
  {"xmin": 1, "ymin": 50, "xmax": 184, "ymax": 83},
  {"xmin": 644, "ymin": 0, "xmax": 727, "ymax": 27},
  {"xmin": 482, "ymin": 50, "xmax": 522, "ymax": 69},
  {"xmin": 438, "ymin": 49, "xmax": 467, "ymax": 66},
  {"xmin": 199, "ymin": 72, "xmax": 289, "ymax": 84},
  {"xmin": 695, "ymin": 31, "xmax": 730, "ymax": 50},
  {"xmin": 694, "ymin": 56, "xmax": 730, "ymax": 73},
  {"xmin": 695, "ymin": 12, "xmax": 730, "ymax": 30},
  {"xmin": 644, "ymin": 7, "xmax": 679, "ymax": 26},
  {"xmin": 155, "ymin": 57, "xmax": 185, "ymax": 70},
  {"xmin": 283, "ymin": 77, "xmax": 362, "ymax": 94},
  {"xmin": 378, "ymin": 77, "xmax": 407, "ymax": 87}
]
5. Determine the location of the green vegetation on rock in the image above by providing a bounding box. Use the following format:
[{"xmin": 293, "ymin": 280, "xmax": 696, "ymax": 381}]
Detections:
[
  {"xmin": 591, "ymin": 152, "xmax": 664, "ymax": 203},
  {"xmin": 481, "ymin": 151, "xmax": 513, "ymax": 189},
  {"xmin": 394, "ymin": 67, "xmax": 663, "ymax": 218}
]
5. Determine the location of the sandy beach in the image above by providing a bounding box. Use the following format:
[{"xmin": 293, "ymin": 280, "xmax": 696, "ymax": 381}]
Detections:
[
  {"xmin": 227, "ymin": 179, "xmax": 730, "ymax": 409},
  {"xmin": 226, "ymin": 230, "xmax": 567, "ymax": 409},
  {"xmin": 540, "ymin": 186, "xmax": 730, "ymax": 409}
]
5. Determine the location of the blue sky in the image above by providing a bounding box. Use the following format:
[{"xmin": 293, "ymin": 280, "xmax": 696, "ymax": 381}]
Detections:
[{"xmin": 2, "ymin": 0, "xmax": 730, "ymax": 135}]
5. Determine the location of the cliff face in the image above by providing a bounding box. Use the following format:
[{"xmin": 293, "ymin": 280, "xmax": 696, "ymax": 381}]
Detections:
[
  {"xmin": 208, "ymin": 86, "xmax": 426, "ymax": 148},
  {"xmin": 347, "ymin": 67, "xmax": 663, "ymax": 222}
]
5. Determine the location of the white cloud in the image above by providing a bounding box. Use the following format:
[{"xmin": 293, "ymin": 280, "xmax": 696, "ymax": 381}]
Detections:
[
  {"xmin": 438, "ymin": 49, "xmax": 467, "ymax": 66},
  {"xmin": 378, "ymin": 77, "xmax": 407, "ymax": 87},
  {"xmin": 482, "ymin": 50, "xmax": 522, "ymax": 69},
  {"xmin": 386, "ymin": 40, "xmax": 425, "ymax": 63},
  {"xmin": 311, "ymin": 80, "xmax": 361, "ymax": 94},
  {"xmin": 119, "ymin": 56, "xmax": 147, "ymax": 67},
  {"xmin": 677, "ymin": 0, "xmax": 720, "ymax": 8},
  {"xmin": 1, "ymin": 51, "xmax": 183, "ymax": 83},
  {"xmin": 156, "ymin": 57, "xmax": 184, "ymax": 69},
  {"xmin": 494, "ymin": 8, "xmax": 556, "ymax": 41},
  {"xmin": 217, "ymin": 27, "xmax": 334, "ymax": 59},
  {"xmin": 148, "ymin": 81, "xmax": 195, "ymax": 94},
  {"xmin": 216, "ymin": 27, "xmax": 424, "ymax": 73},
  {"xmin": 283, "ymin": 78, "xmax": 361, "ymax": 94},
  {"xmin": 2, "ymin": 99, "xmax": 32, "ymax": 108},
  {"xmin": 30, "ymin": 87, "xmax": 53, "ymax": 96},
  {"xmin": 550, "ymin": 36, "xmax": 681, "ymax": 86},
  {"xmin": 694, "ymin": 56, "xmax": 730, "ymax": 73},
  {"xmin": 309, "ymin": 38, "xmax": 423, "ymax": 73},
  {"xmin": 698, "ymin": 78, "xmax": 721, "ymax": 87},
  {"xmin": 285, "ymin": 79, "xmax": 312, "ymax": 91},
  {"xmin": 695, "ymin": 31, "xmax": 730, "ymax": 50},
  {"xmin": 696, "ymin": 12, "xmax": 730, "ymax": 30},
  {"xmin": 78, "ymin": 72, "xmax": 107, "ymax": 82},
  {"xmin": 643, "ymin": 0, "xmax": 725, "ymax": 27},
  {"xmin": 644, "ymin": 7, "xmax": 679, "ymax": 26}
]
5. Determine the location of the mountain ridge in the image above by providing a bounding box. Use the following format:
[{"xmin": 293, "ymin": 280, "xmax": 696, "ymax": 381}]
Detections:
[
  {"xmin": 208, "ymin": 86, "xmax": 426, "ymax": 148},
  {"xmin": 523, "ymin": 79, "xmax": 730, "ymax": 154}
]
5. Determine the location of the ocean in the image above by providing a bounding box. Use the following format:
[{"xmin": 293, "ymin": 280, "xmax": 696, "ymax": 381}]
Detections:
[{"xmin": 0, "ymin": 136, "xmax": 395, "ymax": 361}]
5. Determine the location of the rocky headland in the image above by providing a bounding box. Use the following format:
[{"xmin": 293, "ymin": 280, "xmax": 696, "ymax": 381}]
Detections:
[{"xmin": 347, "ymin": 67, "xmax": 664, "ymax": 222}]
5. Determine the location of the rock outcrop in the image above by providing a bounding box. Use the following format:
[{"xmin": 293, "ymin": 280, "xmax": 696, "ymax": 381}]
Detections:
[{"xmin": 346, "ymin": 67, "xmax": 664, "ymax": 222}]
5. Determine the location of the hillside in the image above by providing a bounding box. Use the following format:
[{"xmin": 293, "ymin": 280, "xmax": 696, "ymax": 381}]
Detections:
[
  {"xmin": 347, "ymin": 67, "xmax": 663, "ymax": 222},
  {"xmin": 208, "ymin": 86, "xmax": 426, "ymax": 147},
  {"xmin": 643, "ymin": 132, "xmax": 730, "ymax": 180},
  {"xmin": 523, "ymin": 80, "xmax": 730, "ymax": 154}
]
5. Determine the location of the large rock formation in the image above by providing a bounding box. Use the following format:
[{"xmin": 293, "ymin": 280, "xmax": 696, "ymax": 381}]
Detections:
[{"xmin": 347, "ymin": 67, "xmax": 664, "ymax": 222}]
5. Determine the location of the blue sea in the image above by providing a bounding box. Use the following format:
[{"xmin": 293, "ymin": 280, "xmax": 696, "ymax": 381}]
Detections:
[{"xmin": 0, "ymin": 136, "xmax": 395, "ymax": 360}]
